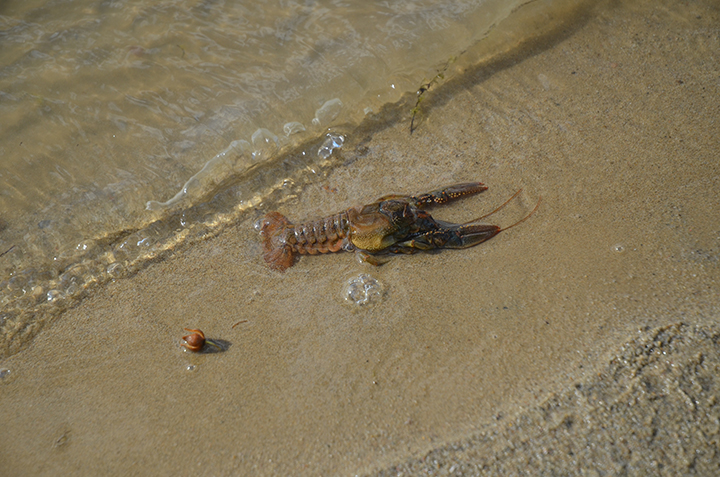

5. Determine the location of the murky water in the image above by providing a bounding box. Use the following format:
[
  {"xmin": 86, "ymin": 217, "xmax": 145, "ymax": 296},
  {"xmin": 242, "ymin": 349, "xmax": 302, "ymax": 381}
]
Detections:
[{"xmin": 0, "ymin": 0, "xmax": 528, "ymax": 354}]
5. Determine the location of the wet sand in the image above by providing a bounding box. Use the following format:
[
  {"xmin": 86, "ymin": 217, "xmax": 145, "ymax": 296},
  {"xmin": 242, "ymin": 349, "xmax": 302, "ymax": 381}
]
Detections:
[
  {"xmin": 1, "ymin": 0, "xmax": 719, "ymax": 474},
  {"xmin": 375, "ymin": 322, "xmax": 720, "ymax": 475}
]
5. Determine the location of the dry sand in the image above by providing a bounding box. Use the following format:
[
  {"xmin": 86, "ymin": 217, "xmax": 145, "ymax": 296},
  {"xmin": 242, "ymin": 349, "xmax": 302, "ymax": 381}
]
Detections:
[{"xmin": 1, "ymin": 0, "xmax": 719, "ymax": 475}]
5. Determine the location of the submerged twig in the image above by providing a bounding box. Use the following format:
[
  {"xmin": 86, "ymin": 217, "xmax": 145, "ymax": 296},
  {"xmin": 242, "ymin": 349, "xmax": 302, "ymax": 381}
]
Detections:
[
  {"xmin": 410, "ymin": 56, "xmax": 456, "ymax": 134},
  {"xmin": 231, "ymin": 319, "xmax": 248, "ymax": 329},
  {"xmin": 0, "ymin": 245, "xmax": 15, "ymax": 258}
]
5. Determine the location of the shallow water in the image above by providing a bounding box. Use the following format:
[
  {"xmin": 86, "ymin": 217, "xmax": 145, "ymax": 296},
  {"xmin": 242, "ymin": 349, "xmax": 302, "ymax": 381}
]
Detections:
[{"xmin": 0, "ymin": 0, "xmax": 528, "ymax": 355}]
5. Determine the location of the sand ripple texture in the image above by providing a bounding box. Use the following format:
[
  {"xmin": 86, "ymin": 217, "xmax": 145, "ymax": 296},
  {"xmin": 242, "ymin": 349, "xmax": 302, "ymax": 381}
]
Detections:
[{"xmin": 374, "ymin": 323, "xmax": 720, "ymax": 476}]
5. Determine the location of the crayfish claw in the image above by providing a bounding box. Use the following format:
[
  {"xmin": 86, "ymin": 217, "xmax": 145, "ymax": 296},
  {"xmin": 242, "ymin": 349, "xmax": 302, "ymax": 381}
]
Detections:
[
  {"xmin": 447, "ymin": 223, "xmax": 501, "ymax": 248},
  {"xmin": 411, "ymin": 182, "xmax": 488, "ymax": 208},
  {"xmin": 388, "ymin": 222, "xmax": 500, "ymax": 252}
]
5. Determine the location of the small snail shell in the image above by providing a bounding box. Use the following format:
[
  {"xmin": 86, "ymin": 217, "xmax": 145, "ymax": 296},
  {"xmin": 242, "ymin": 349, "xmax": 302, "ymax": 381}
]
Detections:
[{"xmin": 181, "ymin": 328, "xmax": 206, "ymax": 352}]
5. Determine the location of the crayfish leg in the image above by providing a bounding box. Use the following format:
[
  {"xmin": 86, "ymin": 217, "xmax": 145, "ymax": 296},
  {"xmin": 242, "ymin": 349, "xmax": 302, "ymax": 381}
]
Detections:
[
  {"xmin": 258, "ymin": 211, "xmax": 297, "ymax": 272},
  {"xmin": 355, "ymin": 250, "xmax": 392, "ymax": 266}
]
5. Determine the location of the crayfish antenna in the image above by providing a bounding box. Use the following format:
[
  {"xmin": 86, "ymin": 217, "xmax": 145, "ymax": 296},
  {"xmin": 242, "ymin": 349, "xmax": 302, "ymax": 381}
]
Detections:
[
  {"xmin": 463, "ymin": 189, "xmax": 523, "ymax": 224},
  {"xmin": 499, "ymin": 196, "xmax": 542, "ymax": 233},
  {"xmin": 259, "ymin": 211, "xmax": 296, "ymax": 272}
]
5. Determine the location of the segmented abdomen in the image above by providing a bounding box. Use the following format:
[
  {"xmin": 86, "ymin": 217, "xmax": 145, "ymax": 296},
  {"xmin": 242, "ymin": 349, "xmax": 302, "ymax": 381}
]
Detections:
[
  {"xmin": 259, "ymin": 210, "xmax": 352, "ymax": 272},
  {"xmin": 285, "ymin": 211, "xmax": 350, "ymax": 254}
]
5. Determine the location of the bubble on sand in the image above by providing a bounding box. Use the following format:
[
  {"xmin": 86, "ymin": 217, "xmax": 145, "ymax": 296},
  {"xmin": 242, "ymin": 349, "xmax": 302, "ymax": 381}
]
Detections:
[
  {"xmin": 46, "ymin": 289, "xmax": 62, "ymax": 302},
  {"xmin": 0, "ymin": 368, "xmax": 10, "ymax": 380},
  {"xmin": 318, "ymin": 133, "xmax": 344, "ymax": 159},
  {"xmin": 344, "ymin": 274, "xmax": 384, "ymax": 306},
  {"xmin": 612, "ymin": 243, "xmax": 625, "ymax": 253}
]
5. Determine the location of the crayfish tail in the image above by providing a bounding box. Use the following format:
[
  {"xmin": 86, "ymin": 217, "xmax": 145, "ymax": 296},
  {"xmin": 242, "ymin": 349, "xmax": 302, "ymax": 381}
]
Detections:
[
  {"xmin": 264, "ymin": 246, "xmax": 296, "ymax": 272},
  {"xmin": 258, "ymin": 211, "xmax": 297, "ymax": 272}
]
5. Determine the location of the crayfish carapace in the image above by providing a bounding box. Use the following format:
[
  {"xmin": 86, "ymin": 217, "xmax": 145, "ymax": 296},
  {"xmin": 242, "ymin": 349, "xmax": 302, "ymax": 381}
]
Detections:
[{"xmin": 258, "ymin": 182, "xmax": 540, "ymax": 272}]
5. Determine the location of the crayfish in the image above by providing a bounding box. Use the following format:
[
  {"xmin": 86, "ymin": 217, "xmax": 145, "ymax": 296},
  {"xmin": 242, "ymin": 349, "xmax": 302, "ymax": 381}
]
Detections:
[{"xmin": 257, "ymin": 182, "xmax": 540, "ymax": 272}]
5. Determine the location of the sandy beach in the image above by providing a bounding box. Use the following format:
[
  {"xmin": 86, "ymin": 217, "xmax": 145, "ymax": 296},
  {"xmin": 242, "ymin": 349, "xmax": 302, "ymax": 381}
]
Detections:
[{"xmin": 1, "ymin": 0, "xmax": 719, "ymax": 474}]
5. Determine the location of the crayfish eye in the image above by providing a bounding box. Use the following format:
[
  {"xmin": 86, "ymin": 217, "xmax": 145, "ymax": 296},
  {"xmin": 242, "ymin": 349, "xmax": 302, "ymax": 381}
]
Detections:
[{"xmin": 379, "ymin": 200, "xmax": 416, "ymax": 226}]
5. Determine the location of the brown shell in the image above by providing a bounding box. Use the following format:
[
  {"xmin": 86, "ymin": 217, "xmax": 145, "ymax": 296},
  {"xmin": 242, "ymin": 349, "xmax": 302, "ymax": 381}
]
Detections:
[{"xmin": 182, "ymin": 328, "xmax": 206, "ymax": 352}]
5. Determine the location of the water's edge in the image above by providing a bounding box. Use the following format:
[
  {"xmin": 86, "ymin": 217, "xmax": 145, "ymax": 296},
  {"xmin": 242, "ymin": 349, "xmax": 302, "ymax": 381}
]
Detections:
[{"xmin": 0, "ymin": 0, "xmax": 595, "ymax": 359}]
